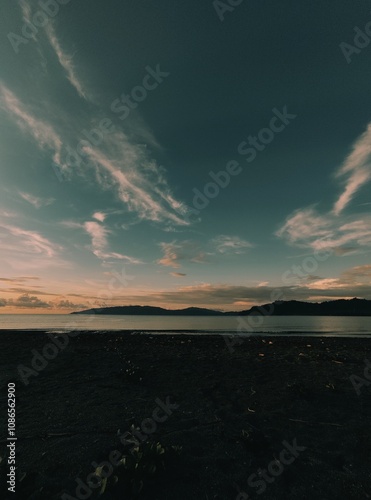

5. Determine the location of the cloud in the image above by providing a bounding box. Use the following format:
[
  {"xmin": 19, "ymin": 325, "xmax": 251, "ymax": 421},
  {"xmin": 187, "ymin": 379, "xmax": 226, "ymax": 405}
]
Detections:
[
  {"xmin": 83, "ymin": 136, "xmax": 189, "ymax": 226},
  {"xmin": 0, "ymin": 276, "xmax": 39, "ymax": 283},
  {"xmin": 84, "ymin": 221, "xmax": 107, "ymax": 254},
  {"xmin": 0, "ymin": 85, "xmax": 63, "ymax": 167},
  {"xmin": 0, "ymin": 294, "xmax": 88, "ymax": 310},
  {"xmin": 158, "ymin": 236, "xmax": 252, "ymax": 269},
  {"xmin": 276, "ymin": 207, "xmax": 331, "ymax": 244},
  {"xmin": 277, "ymin": 123, "xmax": 371, "ymax": 254},
  {"xmin": 19, "ymin": 192, "xmax": 55, "ymax": 209},
  {"xmin": 42, "ymin": 24, "xmax": 189, "ymax": 226},
  {"xmin": 0, "ymin": 210, "xmax": 18, "ymax": 219},
  {"xmin": 170, "ymin": 272, "xmax": 187, "ymax": 277},
  {"xmin": 19, "ymin": 0, "xmax": 33, "ymax": 26},
  {"xmin": 277, "ymin": 208, "xmax": 371, "ymax": 254},
  {"xmin": 45, "ymin": 23, "xmax": 89, "ymax": 100},
  {"xmin": 257, "ymin": 281, "xmax": 269, "ymax": 287},
  {"xmin": 59, "ymin": 220, "xmax": 83, "ymax": 229},
  {"xmin": 1, "ymin": 288, "xmax": 55, "ymax": 296},
  {"xmin": 6, "ymin": 294, "xmax": 51, "ymax": 309},
  {"xmin": 302, "ymin": 275, "xmax": 323, "ymax": 282},
  {"xmin": 93, "ymin": 212, "xmax": 106, "ymax": 222},
  {"xmin": 1, "ymin": 223, "xmax": 60, "ymax": 258},
  {"xmin": 83, "ymin": 221, "xmax": 141, "ymax": 263},
  {"xmin": 0, "ymin": 221, "xmax": 68, "ymax": 271},
  {"xmin": 213, "ymin": 235, "xmax": 253, "ymax": 254},
  {"xmin": 157, "ymin": 241, "xmax": 206, "ymax": 268},
  {"xmin": 333, "ymin": 123, "xmax": 371, "ymax": 215},
  {"xmin": 285, "ymin": 263, "xmax": 371, "ymax": 299},
  {"xmin": 54, "ymin": 299, "xmax": 88, "ymax": 310},
  {"xmin": 0, "ymin": 59, "xmax": 188, "ymax": 230},
  {"xmin": 340, "ymin": 264, "xmax": 371, "ymax": 284}
]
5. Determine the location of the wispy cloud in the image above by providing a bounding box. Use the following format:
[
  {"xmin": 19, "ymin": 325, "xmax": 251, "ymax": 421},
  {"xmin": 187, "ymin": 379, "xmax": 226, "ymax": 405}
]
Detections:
[
  {"xmin": 1, "ymin": 39, "xmax": 188, "ymax": 229},
  {"xmin": 0, "ymin": 210, "xmax": 18, "ymax": 219},
  {"xmin": 294, "ymin": 263, "xmax": 371, "ymax": 299},
  {"xmin": 1, "ymin": 224, "xmax": 60, "ymax": 258},
  {"xmin": 19, "ymin": 0, "xmax": 32, "ymax": 26},
  {"xmin": 1, "ymin": 287, "xmax": 52, "ymax": 295},
  {"xmin": 276, "ymin": 207, "xmax": 331, "ymax": 244},
  {"xmin": 45, "ymin": 23, "xmax": 89, "ymax": 100},
  {"xmin": 277, "ymin": 123, "xmax": 371, "ymax": 254},
  {"xmin": 2, "ymin": 90, "xmax": 188, "ymax": 229},
  {"xmin": 333, "ymin": 123, "xmax": 371, "ymax": 215},
  {"xmin": 340, "ymin": 264, "xmax": 371, "ymax": 283},
  {"xmin": 59, "ymin": 220, "xmax": 84, "ymax": 229},
  {"xmin": 0, "ymin": 276, "xmax": 39, "ymax": 283},
  {"xmin": 83, "ymin": 220, "xmax": 141, "ymax": 263},
  {"xmin": 277, "ymin": 207, "xmax": 371, "ymax": 254},
  {"xmin": 92, "ymin": 212, "xmax": 106, "ymax": 222},
  {"xmin": 83, "ymin": 136, "xmax": 189, "ymax": 226},
  {"xmin": 0, "ymin": 85, "xmax": 63, "ymax": 167},
  {"xmin": 157, "ymin": 240, "xmax": 206, "ymax": 268},
  {"xmin": 0, "ymin": 220, "xmax": 68, "ymax": 271},
  {"xmin": 213, "ymin": 235, "xmax": 253, "ymax": 254},
  {"xmin": 19, "ymin": 192, "xmax": 55, "ymax": 209},
  {"xmin": 158, "ymin": 236, "xmax": 252, "ymax": 269}
]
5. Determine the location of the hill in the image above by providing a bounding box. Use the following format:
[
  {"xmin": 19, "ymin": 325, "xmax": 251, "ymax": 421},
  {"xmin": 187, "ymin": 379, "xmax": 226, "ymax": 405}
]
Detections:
[{"xmin": 71, "ymin": 298, "xmax": 371, "ymax": 316}]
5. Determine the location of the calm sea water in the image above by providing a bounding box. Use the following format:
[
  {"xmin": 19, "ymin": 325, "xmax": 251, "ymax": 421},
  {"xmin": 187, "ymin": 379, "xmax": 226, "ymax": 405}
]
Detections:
[{"xmin": 1, "ymin": 314, "xmax": 371, "ymax": 336}]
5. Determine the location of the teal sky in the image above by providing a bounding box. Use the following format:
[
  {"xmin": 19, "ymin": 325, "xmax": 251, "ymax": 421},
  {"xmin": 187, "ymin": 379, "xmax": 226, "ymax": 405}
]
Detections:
[{"xmin": 0, "ymin": 0, "xmax": 371, "ymax": 312}]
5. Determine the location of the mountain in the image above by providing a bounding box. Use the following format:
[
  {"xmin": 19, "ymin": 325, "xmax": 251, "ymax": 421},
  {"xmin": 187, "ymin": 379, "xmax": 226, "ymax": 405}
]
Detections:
[
  {"xmin": 71, "ymin": 298, "xmax": 371, "ymax": 316},
  {"xmin": 237, "ymin": 298, "xmax": 371, "ymax": 316},
  {"xmin": 71, "ymin": 305, "xmax": 223, "ymax": 316}
]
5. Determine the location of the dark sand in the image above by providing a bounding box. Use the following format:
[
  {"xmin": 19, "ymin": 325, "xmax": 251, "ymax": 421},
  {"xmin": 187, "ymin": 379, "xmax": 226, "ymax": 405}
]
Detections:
[{"xmin": 1, "ymin": 331, "xmax": 371, "ymax": 499}]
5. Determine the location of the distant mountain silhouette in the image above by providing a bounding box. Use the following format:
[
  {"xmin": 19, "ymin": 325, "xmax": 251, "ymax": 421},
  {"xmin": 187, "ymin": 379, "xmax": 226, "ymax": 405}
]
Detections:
[
  {"xmin": 72, "ymin": 298, "xmax": 371, "ymax": 316},
  {"xmin": 72, "ymin": 305, "xmax": 222, "ymax": 316},
  {"xmin": 236, "ymin": 298, "xmax": 371, "ymax": 316}
]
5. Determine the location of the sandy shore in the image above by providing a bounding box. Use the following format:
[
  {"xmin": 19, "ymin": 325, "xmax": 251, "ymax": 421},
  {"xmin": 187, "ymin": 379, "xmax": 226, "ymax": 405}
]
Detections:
[{"xmin": 0, "ymin": 331, "xmax": 371, "ymax": 499}]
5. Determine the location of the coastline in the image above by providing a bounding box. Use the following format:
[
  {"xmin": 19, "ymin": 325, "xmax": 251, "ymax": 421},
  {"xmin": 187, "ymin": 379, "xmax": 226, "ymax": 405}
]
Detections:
[
  {"xmin": 2, "ymin": 328, "xmax": 371, "ymax": 338},
  {"xmin": 1, "ymin": 332, "xmax": 371, "ymax": 499}
]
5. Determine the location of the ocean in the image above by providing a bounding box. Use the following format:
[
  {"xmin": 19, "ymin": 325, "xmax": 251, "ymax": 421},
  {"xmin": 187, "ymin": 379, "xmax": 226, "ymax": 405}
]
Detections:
[{"xmin": 1, "ymin": 314, "xmax": 371, "ymax": 336}]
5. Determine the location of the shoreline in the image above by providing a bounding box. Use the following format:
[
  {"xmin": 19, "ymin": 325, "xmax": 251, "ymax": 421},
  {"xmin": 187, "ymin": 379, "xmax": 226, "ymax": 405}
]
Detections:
[{"xmin": 1, "ymin": 329, "xmax": 371, "ymax": 338}]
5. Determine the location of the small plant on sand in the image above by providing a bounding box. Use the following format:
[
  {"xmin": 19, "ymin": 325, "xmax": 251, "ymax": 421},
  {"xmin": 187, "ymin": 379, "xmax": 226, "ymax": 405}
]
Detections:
[{"xmin": 93, "ymin": 441, "xmax": 182, "ymax": 498}]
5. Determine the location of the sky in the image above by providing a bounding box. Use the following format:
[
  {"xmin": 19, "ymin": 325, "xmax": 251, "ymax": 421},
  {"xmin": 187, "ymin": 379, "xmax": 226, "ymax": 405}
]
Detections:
[{"xmin": 0, "ymin": 0, "xmax": 371, "ymax": 313}]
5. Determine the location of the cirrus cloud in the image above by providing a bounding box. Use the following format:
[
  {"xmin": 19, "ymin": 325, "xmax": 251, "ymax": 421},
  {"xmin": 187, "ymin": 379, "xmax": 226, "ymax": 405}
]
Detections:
[
  {"xmin": 213, "ymin": 235, "xmax": 253, "ymax": 254},
  {"xmin": 83, "ymin": 221, "xmax": 142, "ymax": 263},
  {"xmin": 277, "ymin": 122, "xmax": 371, "ymax": 255},
  {"xmin": 157, "ymin": 241, "xmax": 207, "ymax": 268}
]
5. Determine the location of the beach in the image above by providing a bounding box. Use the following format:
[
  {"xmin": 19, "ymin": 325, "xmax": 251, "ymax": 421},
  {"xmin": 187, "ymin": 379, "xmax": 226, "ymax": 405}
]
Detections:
[{"xmin": 1, "ymin": 332, "xmax": 371, "ymax": 499}]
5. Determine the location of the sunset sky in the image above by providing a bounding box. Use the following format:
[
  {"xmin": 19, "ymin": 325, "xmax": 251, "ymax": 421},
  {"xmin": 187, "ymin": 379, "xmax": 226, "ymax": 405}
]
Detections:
[{"xmin": 0, "ymin": 0, "xmax": 371, "ymax": 313}]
